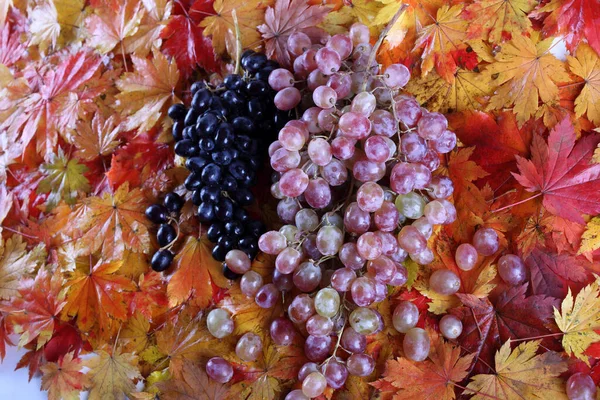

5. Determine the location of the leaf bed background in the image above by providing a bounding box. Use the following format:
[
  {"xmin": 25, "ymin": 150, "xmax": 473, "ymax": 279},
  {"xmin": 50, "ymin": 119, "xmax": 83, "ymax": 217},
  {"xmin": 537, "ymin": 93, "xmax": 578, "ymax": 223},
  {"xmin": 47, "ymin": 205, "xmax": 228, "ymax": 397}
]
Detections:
[{"xmin": 1, "ymin": 0, "xmax": 600, "ymax": 398}]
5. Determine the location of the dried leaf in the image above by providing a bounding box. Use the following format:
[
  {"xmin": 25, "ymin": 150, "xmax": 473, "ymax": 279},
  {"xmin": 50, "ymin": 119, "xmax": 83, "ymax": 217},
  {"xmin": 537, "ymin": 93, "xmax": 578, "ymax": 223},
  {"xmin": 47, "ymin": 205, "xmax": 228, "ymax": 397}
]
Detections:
[
  {"xmin": 85, "ymin": 348, "xmax": 142, "ymax": 400},
  {"xmin": 41, "ymin": 352, "xmax": 89, "ymax": 400}
]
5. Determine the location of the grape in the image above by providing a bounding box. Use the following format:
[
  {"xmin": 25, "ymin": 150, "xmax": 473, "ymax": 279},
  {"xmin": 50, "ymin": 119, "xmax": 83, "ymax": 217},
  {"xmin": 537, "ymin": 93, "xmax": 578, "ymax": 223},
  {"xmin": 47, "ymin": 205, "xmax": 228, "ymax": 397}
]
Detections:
[
  {"xmin": 431, "ymin": 130, "xmax": 457, "ymax": 154},
  {"xmin": 346, "ymin": 354, "xmax": 374, "ymax": 378},
  {"xmin": 371, "ymin": 109, "xmax": 396, "ymax": 137},
  {"xmin": 349, "ymin": 307, "xmax": 380, "ymax": 335},
  {"xmin": 367, "ymin": 256, "xmax": 396, "ymax": 283},
  {"xmin": 207, "ymin": 308, "xmax": 234, "ymax": 339},
  {"xmin": 279, "ymin": 168, "xmax": 310, "ymax": 197},
  {"xmin": 285, "ymin": 389, "xmax": 309, "ymax": 400},
  {"xmin": 269, "ymin": 68, "xmax": 295, "ymax": 91},
  {"xmin": 340, "ymin": 326, "xmax": 366, "ymax": 353},
  {"xmin": 314, "ymin": 287, "xmax": 341, "ymax": 318},
  {"xmin": 206, "ymin": 357, "xmax": 233, "ymax": 383},
  {"xmin": 225, "ymin": 249, "xmax": 251, "ymax": 274},
  {"xmin": 397, "ymin": 225, "xmax": 427, "ymax": 254},
  {"xmin": 566, "ymin": 373, "xmax": 597, "ymax": 400},
  {"xmin": 403, "ymin": 327, "xmax": 430, "ymax": 362},
  {"xmin": 455, "ymin": 243, "xmax": 478, "ymax": 271},
  {"xmin": 497, "ymin": 254, "xmax": 526, "ymax": 285},
  {"xmin": 258, "ymin": 231, "xmax": 287, "ymax": 255},
  {"xmin": 353, "ymin": 159, "xmax": 386, "ymax": 182},
  {"xmin": 401, "ymin": 132, "xmax": 427, "ymax": 162},
  {"xmin": 424, "ymin": 200, "xmax": 448, "ymax": 225},
  {"xmin": 375, "ymin": 231, "xmax": 398, "ymax": 256},
  {"xmin": 392, "ymin": 301, "xmax": 419, "ymax": 333},
  {"xmin": 255, "ymin": 283, "xmax": 280, "ymax": 308},
  {"xmin": 410, "ymin": 247, "xmax": 434, "ymax": 265},
  {"xmin": 293, "ymin": 262, "xmax": 322, "ymax": 292},
  {"xmin": 288, "ymin": 293, "xmax": 315, "ymax": 323},
  {"xmin": 327, "ymin": 34, "xmax": 353, "ymax": 59},
  {"xmin": 295, "ymin": 208, "xmax": 320, "ymax": 232},
  {"xmin": 307, "ymin": 138, "xmax": 333, "ymax": 166},
  {"xmin": 304, "ymin": 334, "xmax": 333, "ymax": 362},
  {"xmin": 273, "ymin": 269, "xmax": 294, "ymax": 291},
  {"xmin": 275, "ymin": 247, "xmax": 303, "ymax": 274},
  {"xmin": 321, "ymin": 358, "xmax": 348, "ymax": 389},
  {"xmin": 298, "ymin": 362, "xmax": 319, "ymax": 381},
  {"xmin": 344, "ymin": 202, "xmax": 371, "ymax": 235},
  {"xmin": 302, "ymin": 234, "xmax": 322, "ymax": 259},
  {"xmin": 351, "ymin": 91, "xmax": 377, "ymax": 116},
  {"xmin": 390, "ymin": 162, "xmax": 415, "ymax": 195},
  {"xmin": 382, "ymin": 64, "xmax": 410, "ymax": 88},
  {"xmin": 412, "ymin": 217, "xmax": 433, "ymax": 239},
  {"xmin": 357, "ymin": 182, "xmax": 385, "ymax": 212},
  {"xmin": 374, "ymin": 201, "xmax": 400, "ymax": 232},
  {"xmin": 313, "ymin": 85, "xmax": 338, "ymax": 108},
  {"xmin": 316, "ymin": 225, "xmax": 344, "ymax": 255},
  {"xmin": 364, "ymin": 135, "xmax": 392, "ymax": 162},
  {"xmin": 417, "ymin": 112, "xmax": 447, "ymax": 140},
  {"xmin": 327, "ymin": 73, "xmax": 352, "ymax": 98},
  {"xmin": 439, "ymin": 314, "xmax": 463, "ymax": 339},
  {"xmin": 339, "ymin": 242, "xmax": 366, "ymax": 270},
  {"xmin": 280, "ymin": 224, "xmax": 299, "ymax": 242},
  {"xmin": 394, "ymin": 95, "xmax": 422, "ymax": 128},
  {"xmin": 389, "ymin": 264, "xmax": 408, "ymax": 286},
  {"xmin": 339, "ymin": 112, "xmax": 371, "ymax": 139},
  {"xmin": 307, "ymin": 70, "xmax": 329, "ymax": 91},
  {"xmin": 395, "ymin": 192, "xmax": 427, "ymax": 220},
  {"xmin": 304, "ymin": 178, "xmax": 333, "ymax": 209},
  {"xmin": 316, "ymin": 47, "xmax": 342, "ymax": 75},
  {"xmin": 236, "ymin": 332, "xmax": 262, "ymax": 362},
  {"xmin": 429, "ymin": 269, "xmax": 461, "ymax": 295},
  {"xmin": 306, "ymin": 314, "xmax": 334, "ymax": 336},
  {"xmin": 321, "ymin": 212, "xmax": 343, "ymax": 228},
  {"xmin": 349, "ymin": 23, "xmax": 370, "ymax": 45},
  {"xmin": 270, "ymin": 317, "xmax": 296, "ymax": 346},
  {"xmin": 302, "ymin": 371, "xmax": 327, "ymax": 398},
  {"xmin": 288, "ymin": 32, "xmax": 312, "ymax": 56},
  {"xmin": 274, "ymin": 87, "xmax": 302, "ymax": 110},
  {"xmin": 271, "ymin": 148, "xmax": 301, "ymax": 172},
  {"xmin": 357, "ymin": 232, "xmax": 383, "ymax": 261},
  {"xmin": 240, "ymin": 271, "xmax": 263, "ymax": 297},
  {"xmin": 277, "ymin": 198, "xmax": 301, "ymax": 222},
  {"xmin": 472, "ymin": 227, "xmax": 499, "ymax": 256}
]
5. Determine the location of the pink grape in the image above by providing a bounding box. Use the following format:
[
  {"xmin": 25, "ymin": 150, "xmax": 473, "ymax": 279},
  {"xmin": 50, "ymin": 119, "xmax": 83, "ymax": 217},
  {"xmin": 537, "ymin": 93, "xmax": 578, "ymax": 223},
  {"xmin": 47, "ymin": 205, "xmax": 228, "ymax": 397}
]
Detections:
[
  {"xmin": 370, "ymin": 109, "xmax": 396, "ymax": 137},
  {"xmin": 420, "ymin": 148, "xmax": 441, "ymax": 171},
  {"xmin": 206, "ymin": 357, "xmax": 233, "ymax": 383},
  {"xmin": 374, "ymin": 201, "xmax": 400, "ymax": 232},
  {"xmin": 375, "ymin": 230, "xmax": 399, "ymax": 256},
  {"xmin": 225, "ymin": 249, "xmax": 251, "ymax": 274},
  {"xmin": 302, "ymin": 107, "xmax": 322, "ymax": 133},
  {"xmin": 428, "ymin": 175, "xmax": 454, "ymax": 199},
  {"xmin": 307, "ymin": 137, "xmax": 333, "ymax": 166},
  {"xmin": 268, "ymin": 140, "xmax": 282, "ymax": 157},
  {"xmin": 288, "ymin": 32, "xmax": 312, "ymax": 56},
  {"xmin": 341, "ymin": 327, "xmax": 366, "ymax": 353},
  {"xmin": 307, "ymin": 69, "xmax": 329, "ymax": 91},
  {"xmin": 472, "ymin": 227, "xmax": 499, "ymax": 256},
  {"xmin": 313, "ymin": 85, "xmax": 338, "ymax": 108},
  {"xmin": 269, "ymin": 68, "xmax": 295, "ymax": 91},
  {"xmin": 429, "ymin": 269, "xmax": 461, "ymax": 295},
  {"xmin": 339, "ymin": 242, "xmax": 366, "ymax": 270},
  {"xmin": 277, "ymin": 198, "xmax": 301, "ymax": 222},
  {"xmin": 270, "ymin": 317, "xmax": 296, "ymax": 346},
  {"xmin": 439, "ymin": 199, "xmax": 457, "ymax": 223},
  {"xmin": 327, "ymin": 73, "xmax": 352, "ymax": 98},
  {"xmin": 347, "ymin": 353, "xmax": 375, "ymax": 376},
  {"xmin": 351, "ymin": 276, "xmax": 377, "ymax": 307},
  {"xmin": 318, "ymin": 108, "xmax": 337, "ymax": 131},
  {"xmin": 293, "ymin": 262, "xmax": 322, "ymax": 292},
  {"xmin": 412, "ymin": 162, "xmax": 432, "ymax": 189},
  {"xmin": 431, "ymin": 129, "xmax": 457, "ymax": 154},
  {"xmin": 389, "ymin": 263, "xmax": 408, "ymax": 285},
  {"xmin": 417, "ymin": 112, "xmax": 447, "ymax": 140},
  {"xmin": 331, "ymin": 267, "xmax": 357, "ymax": 291},
  {"xmin": 439, "ymin": 314, "xmax": 463, "ymax": 339},
  {"xmin": 306, "ymin": 314, "xmax": 334, "ymax": 336},
  {"xmin": 394, "ymin": 95, "xmax": 422, "ymax": 128},
  {"xmin": 298, "ymin": 362, "xmax": 319, "ymax": 381},
  {"xmin": 271, "ymin": 148, "xmax": 301, "ymax": 172},
  {"xmin": 351, "ymin": 91, "xmax": 377, "ymax": 116},
  {"xmin": 278, "ymin": 125, "xmax": 306, "ymax": 151},
  {"xmin": 285, "ymin": 390, "xmax": 309, "ymax": 400},
  {"xmin": 455, "ymin": 243, "xmax": 478, "ymax": 271},
  {"xmin": 357, "ymin": 182, "xmax": 385, "ymax": 212},
  {"xmin": 255, "ymin": 283, "xmax": 280, "ymax": 308},
  {"xmin": 339, "ymin": 111, "xmax": 372, "ymax": 139},
  {"xmin": 316, "ymin": 47, "xmax": 342, "ymax": 75},
  {"xmin": 258, "ymin": 231, "xmax": 287, "ymax": 255},
  {"xmin": 397, "ymin": 225, "xmax": 427, "ymax": 254},
  {"xmin": 353, "ymin": 159, "xmax": 386, "ymax": 182},
  {"xmin": 322, "ymin": 158, "xmax": 349, "ymax": 186},
  {"xmin": 424, "ymin": 200, "xmax": 448, "ymax": 225},
  {"xmin": 364, "ymin": 135, "xmax": 392, "ymax": 162},
  {"xmin": 566, "ymin": 373, "xmax": 597, "ymax": 400},
  {"xmin": 330, "ymin": 136, "xmax": 356, "ymax": 160},
  {"xmin": 344, "ymin": 202, "xmax": 371, "ymax": 235},
  {"xmin": 497, "ymin": 254, "xmax": 526, "ymax": 286},
  {"xmin": 302, "ymin": 371, "xmax": 327, "ymax": 397},
  {"xmin": 302, "ymin": 49, "xmax": 318, "ymax": 71},
  {"xmin": 382, "ymin": 63, "xmax": 410, "ymax": 88},
  {"xmin": 412, "ymin": 217, "xmax": 433, "ymax": 239},
  {"xmin": 279, "ymin": 168, "xmax": 309, "ymax": 197},
  {"xmin": 321, "ymin": 358, "xmax": 348, "ymax": 389},
  {"xmin": 293, "ymin": 55, "xmax": 308, "ymax": 78},
  {"xmin": 274, "ymin": 86, "xmax": 301, "ymax": 110},
  {"xmin": 240, "ymin": 271, "xmax": 263, "ymax": 298},
  {"xmin": 357, "ymin": 232, "xmax": 383, "ymax": 260},
  {"xmin": 273, "ymin": 269, "xmax": 294, "ymax": 291},
  {"xmin": 411, "ymin": 247, "xmax": 434, "ymax": 265},
  {"xmin": 401, "ymin": 132, "xmax": 427, "ymax": 162},
  {"xmin": 367, "ymin": 256, "xmax": 396, "ymax": 283},
  {"xmin": 390, "ymin": 162, "xmax": 416, "ymax": 194},
  {"xmin": 236, "ymin": 332, "xmax": 262, "ymax": 362},
  {"xmin": 276, "ymin": 247, "xmax": 303, "ymax": 274},
  {"xmin": 349, "ymin": 22, "xmax": 370, "ymax": 45},
  {"xmin": 392, "ymin": 301, "xmax": 419, "ymax": 333},
  {"xmin": 304, "ymin": 178, "xmax": 332, "ymax": 209},
  {"xmin": 288, "ymin": 293, "xmax": 315, "ymax": 323},
  {"xmin": 403, "ymin": 327, "xmax": 430, "ymax": 362},
  {"xmin": 302, "ymin": 234, "xmax": 322, "ymax": 259},
  {"xmin": 327, "ymin": 34, "xmax": 353, "ymax": 59},
  {"xmin": 304, "ymin": 334, "xmax": 333, "ymax": 362}
]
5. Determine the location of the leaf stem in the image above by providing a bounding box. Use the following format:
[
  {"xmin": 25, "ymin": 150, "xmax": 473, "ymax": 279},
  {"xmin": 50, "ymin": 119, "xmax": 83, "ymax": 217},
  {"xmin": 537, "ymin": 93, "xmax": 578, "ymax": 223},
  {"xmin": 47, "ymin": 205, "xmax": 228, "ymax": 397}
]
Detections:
[
  {"xmin": 232, "ymin": 9, "xmax": 242, "ymax": 75},
  {"xmin": 492, "ymin": 192, "xmax": 542, "ymax": 213}
]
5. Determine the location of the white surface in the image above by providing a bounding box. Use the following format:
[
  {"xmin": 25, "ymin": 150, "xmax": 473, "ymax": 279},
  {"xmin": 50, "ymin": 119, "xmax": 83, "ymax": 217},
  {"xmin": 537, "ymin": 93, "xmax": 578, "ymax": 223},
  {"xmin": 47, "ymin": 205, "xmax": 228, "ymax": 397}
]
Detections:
[{"xmin": 0, "ymin": 345, "xmax": 45, "ymax": 399}]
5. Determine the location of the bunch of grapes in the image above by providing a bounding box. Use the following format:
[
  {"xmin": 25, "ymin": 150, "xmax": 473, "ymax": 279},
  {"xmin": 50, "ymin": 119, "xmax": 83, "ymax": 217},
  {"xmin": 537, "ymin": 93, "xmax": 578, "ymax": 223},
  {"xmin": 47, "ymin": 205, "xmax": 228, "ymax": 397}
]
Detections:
[
  {"xmin": 145, "ymin": 51, "xmax": 290, "ymax": 274},
  {"xmin": 212, "ymin": 22, "xmax": 461, "ymax": 398}
]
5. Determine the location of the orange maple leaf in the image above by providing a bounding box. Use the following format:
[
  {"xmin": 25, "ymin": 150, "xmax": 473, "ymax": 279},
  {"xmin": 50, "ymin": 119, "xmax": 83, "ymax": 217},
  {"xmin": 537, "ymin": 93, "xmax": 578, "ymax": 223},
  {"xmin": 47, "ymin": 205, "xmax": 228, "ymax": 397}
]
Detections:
[
  {"xmin": 85, "ymin": 0, "xmax": 144, "ymax": 54},
  {"xmin": 463, "ymin": 0, "xmax": 537, "ymax": 42},
  {"xmin": 40, "ymin": 352, "xmax": 90, "ymax": 400},
  {"xmin": 62, "ymin": 259, "xmax": 136, "ymax": 332},
  {"xmin": 157, "ymin": 358, "xmax": 229, "ymax": 400}
]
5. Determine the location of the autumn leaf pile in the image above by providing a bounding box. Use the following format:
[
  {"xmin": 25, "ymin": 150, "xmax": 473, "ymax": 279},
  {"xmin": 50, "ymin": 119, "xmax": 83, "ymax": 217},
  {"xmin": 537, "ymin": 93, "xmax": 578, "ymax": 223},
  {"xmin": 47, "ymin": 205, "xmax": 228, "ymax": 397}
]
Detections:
[{"xmin": 1, "ymin": 0, "xmax": 600, "ymax": 399}]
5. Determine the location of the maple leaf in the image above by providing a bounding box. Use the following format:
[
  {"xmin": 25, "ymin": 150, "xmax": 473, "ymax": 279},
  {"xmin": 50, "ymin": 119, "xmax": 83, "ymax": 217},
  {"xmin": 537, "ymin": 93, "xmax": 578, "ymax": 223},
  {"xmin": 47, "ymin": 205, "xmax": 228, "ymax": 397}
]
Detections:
[
  {"xmin": 258, "ymin": 0, "xmax": 329, "ymax": 67},
  {"xmin": 372, "ymin": 332, "xmax": 474, "ymax": 400},
  {"xmin": 568, "ymin": 43, "xmax": 600, "ymax": 126},
  {"xmin": 321, "ymin": 0, "xmax": 383, "ymax": 36},
  {"xmin": 412, "ymin": 4, "xmax": 467, "ymax": 81},
  {"xmin": 28, "ymin": 0, "xmax": 85, "ymax": 52},
  {"xmin": 579, "ymin": 217, "xmax": 600, "ymax": 256},
  {"xmin": 121, "ymin": 312, "xmax": 151, "ymax": 354},
  {"xmin": 167, "ymin": 236, "xmax": 231, "ymax": 308},
  {"xmin": 85, "ymin": 347, "xmax": 142, "ymax": 400},
  {"xmin": 405, "ymin": 67, "xmax": 491, "ymax": 113},
  {"xmin": 1, "ymin": 51, "xmax": 101, "ymax": 159},
  {"xmin": 0, "ymin": 235, "xmax": 44, "ymax": 299},
  {"xmin": 157, "ymin": 358, "xmax": 229, "ymax": 400},
  {"xmin": 67, "ymin": 182, "xmax": 152, "ymax": 260},
  {"xmin": 72, "ymin": 112, "xmax": 121, "ymax": 162},
  {"xmin": 85, "ymin": 0, "xmax": 143, "ymax": 54},
  {"xmin": 533, "ymin": 0, "xmax": 600, "ymax": 56},
  {"xmin": 463, "ymin": 0, "xmax": 536, "ymax": 42},
  {"xmin": 200, "ymin": 0, "xmax": 267, "ymax": 57},
  {"xmin": 123, "ymin": 0, "xmax": 173, "ymax": 56},
  {"xmin": 160, "ymin": 1, "xmax": 220, "ymax": 78},
  {"xmin": 129, "ymin": 272, "xmax": 169, "ymax": 320},
  {"xmin": 0, "ymin": 267, "xmax": 66, "ymax": 349},
  {"xmin": 526, "ymin": 247, "xmax": 591, "ymax": 298},
  {"xmin": 484, "ymin": 34, "xmax": 570, "ymax": 126},
  {"xmin": 37, "ymin": 148, "xmax": 90, "ymax": 210},
  {"xmin": 466, "ymin": 340, "xmax": 568, "ymax": 400},
  {"xmin": 554, "ymin": 276, "xmax": 600, "ymax": 363},
  {"xmin": 452, "ymin": 284, "xmax": 560, "ymax": 374},
  {"xmin": 40, "ymin": 352, "xmax": 90, "ymax": 400},
  {"xmin": 513, "ymin": 118, "xmax": 600, "ymax": 223},
  {"xmin": 115, "ymin": 49, "xmax": 181, "ymax": 133},
  {"xmin": 62, "ymin": 259, "xmax": 136, "ymax": 332}
]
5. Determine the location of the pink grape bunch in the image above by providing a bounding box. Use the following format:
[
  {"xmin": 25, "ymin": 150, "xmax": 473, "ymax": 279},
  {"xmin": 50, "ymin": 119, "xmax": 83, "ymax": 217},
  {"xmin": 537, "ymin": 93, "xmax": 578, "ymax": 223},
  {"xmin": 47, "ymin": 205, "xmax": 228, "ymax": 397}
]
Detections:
[{"xmin": 249, "ymin": 22, "xmax": 459, "ymax": 399}]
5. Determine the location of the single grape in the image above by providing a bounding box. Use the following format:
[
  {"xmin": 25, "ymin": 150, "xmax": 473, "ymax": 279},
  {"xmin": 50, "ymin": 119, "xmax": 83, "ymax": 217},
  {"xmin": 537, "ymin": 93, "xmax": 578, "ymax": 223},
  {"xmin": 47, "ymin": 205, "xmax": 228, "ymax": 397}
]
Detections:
[
  {"xmin": 270, "ymin": 317, "xmax": 296, "ymax": 346},
  {"xmin": 302, "ymin": 371, "xmax": 327, "ymax": 398},
  {"xmin": 313, "ymin": 85, "xmax": 338, "ymax": 108},
  {"xmin": 424, "ymin": 200, "xmax": 448, "ymax": 225},
  {"xmin": 327, "ymin": 73, "xmax": 352, "ymax": 98},
  {"xmin": 285, "ymin": 389, "xmax": 309, "ymax": 400},
  {"xmin": 258, "ymin": 231, "xmax": 287, "ymax": 255},
  {"xmin": 364, "ymin": 135, "xmax": 393, "ymax": 162},
  {"xmin": 394, "ymin": 95, "xmax": 422, "ymax": 128},
  {"xmin": 307, "ymin": 138, "xmax": 333, "ymax": 166},
  {"xmin": 275, "ymin": 247, "xmax": 303, "ymax": 274},
  {"xmin": 293, "ymin": 262, "xmax": 322, "ymax": 292},
  {"xmin": 206, "ymin": 308, "xmax": 234, "ymax": 339},
  {"xmin": 349, "ymin": 307, "xmax": 380, "ymax": 335},
  {"xmin": 304, "ymin": 334, "xmax": 333, "ymax": 362},
  {"xmin": 314, "ymin": 287, "xmax": 341, "ymax": 318},
  {"xmin": 273, "ymin": 269, "xmax": 294, "ymax": 292},
  {"xmin": 472, "ymin": 227, "xmax": 499, "ymax": 256},
  {"xmin": 351, "ymin": 91, "xmax": 377, "ymax": 116},
  {"xmin": 338, "ymin": 112, "xmax": 371, "ymax": 139},
  {"xmin": 307, "ymin": 70, "xmax": 329, "ymax": 91},
  {"xmin": 206, "ymin": 357, "xmax": 233, "ymax": 383},
  {"xmin": 240, "ymin": 271, "xmax": 263, "ymax": 297},
  {"xmin": 236, "ymin": 332, "xmax": 263, "ymax": 362},
  {"xmin": 288, "ymin": 32, "xmax": 312, "ymax": 56},
  {"xmin": 439, "ymin": 314, "xmax": 463, "ymax": 339},
  {"xmin": 367, "ymin": 255, "xmax": 396, "ymax": 284},
  {"xmin": 316, "ymin": 225, "xmax": 344, "ymax": 255},
  {"xmin": 344, "ymin": 202, "xmax": 371, "ymax": 235},
  {"xmin": 412, "ymin": 217, "xmax": 433, "ymax": 239},
  {"xmin": 298, "ymin": 362, "xmax": 319, "ymax": 381},
  {"xmin": 455, "ymin": 243, "xmax": 478, "ymax": 271},
  {"xmin": 403, "ymin": 327, "xmax": 430, "ymax": 362},
  {"xmin": 347, "ymin": 353, "xmax": 375, "ymax": 376},
  {"xmin": 269, "ymin": 68, "xmax": 295, "ymax": 91},
  {"xmin": 397, "ymin": 225, "xmax": 427, "ymax": 254},
  {"xmin": 382, "ymin": 64, "xmax": 410, "ymax": 88},
  {"xmin": 255, "ymin": 283, "xmax": 280, "ymax": 308},
  {"xmin": 392, "ymin": 301, "xmax": 419, "ymax": 333},
  {"xmin": 357, "ymin": 182, "xmax": 385, "ymax": 212},
  {"xmin": 349, "ymin": 22, "xmax": 370, "ymax": 45},
  {"xmin": 327, "ymin": 34, "xmax": 353, "ymax": 59},
  {"xmin": 417, "ymin": 112, "xmax": 447, "ymax": 140},
  {"xmin": 497, "ymin": 254, "xmax": 526, "ymax": 286},
  {"xmin": 288, "ymin": 294, "xmax": 315, "ymax": 323},
  {"xmin": 321, "ymin": 358, "xmax": 348, "ymax": 389},
  {"xmin": 356, "ymin": 232, "xmax": 383, "ymax": 260},
  {"xmin": 274, "ymin": 87, "xmax": 302, "ymax": 111},
  {"xmin": 295, "ymin": 208, "xmax": 320, "ymax": 232},
  {"xmin": 566, "ymin": 373, "xmax": 597, "ymax": 400},
  {"xmin": 410, "ymin": 248, "xmax": 434, "ymax": 265},
  {"xmin": 429, "ymin": 269, "xmax": 461, "ymax": 295},
  {"xmin": 339, "ymin": 242, "xmax": 366, "ymax": 270},
  {"xmin": 306, "ymin": 314, "xmax": 334, "ymax": 336},
  {"xmin": 225, "ymin": 249, "xmax": 251, "ymax": 274}
]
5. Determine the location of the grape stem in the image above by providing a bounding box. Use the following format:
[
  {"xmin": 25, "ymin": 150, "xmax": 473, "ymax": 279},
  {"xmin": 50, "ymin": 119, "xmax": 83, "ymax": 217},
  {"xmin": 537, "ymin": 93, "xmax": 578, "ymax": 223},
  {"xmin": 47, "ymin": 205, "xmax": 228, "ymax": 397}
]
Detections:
[
  {"xmin": 361, "ymin": 3, "xmax": 409, "ymax": 92},
  {"xmin": 232, "ymin": 9, "xmax": 242, "ymax": 75}
]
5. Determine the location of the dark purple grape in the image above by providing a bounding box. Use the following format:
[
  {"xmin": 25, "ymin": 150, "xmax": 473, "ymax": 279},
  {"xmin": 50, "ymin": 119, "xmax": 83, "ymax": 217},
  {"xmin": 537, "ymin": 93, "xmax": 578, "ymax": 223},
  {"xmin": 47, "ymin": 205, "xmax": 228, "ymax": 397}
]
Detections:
[
  {"xmin": 145, "ymin": 204, "xmax": 168, "ymax": 224},
  {"xmin": 151, "ymin": 249, "xmax": 173, "ymax": 272}
]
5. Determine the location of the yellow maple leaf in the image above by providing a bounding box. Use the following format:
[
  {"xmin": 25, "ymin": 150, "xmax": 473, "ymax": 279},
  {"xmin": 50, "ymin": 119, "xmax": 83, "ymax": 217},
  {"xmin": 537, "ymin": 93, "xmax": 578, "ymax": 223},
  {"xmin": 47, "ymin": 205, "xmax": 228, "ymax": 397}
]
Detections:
[
  {"xmin": 405, "ymin": 68, "xmax": 491, "ymax": 113},
  {"xmin": 28, "ymin": 0, "xmax": 85, "ymax": 52},
  {"xmin": 322, "ymin": 0, "xmax": 384, "ymax": 35},
  {"xmin": 466, "ymin": 340, "xmax": 567, "ymax": 400},
  {"xmin": 0, "ymin": 235, "xmax": 45, "ymax": 299},
  {"xmin": 37, "ymin": 148, "xmax": 90, "ymax": 210},
  {"xmin": 72, "ymin": 112, "xmax": 121, "ymax": 162},
  {"xmin": 200, "ymin": 0, "xmax": 267, "ymax": 57},
  {"xmin": 123, "ymin": 0, "xmax": 173, "ymax": 56},
  {"xmin": 115, "ymin": 49, "xmax": 181, "ymax": 133},
  {"xmin": 85, "ymin": 348, "xmax": 142, "ymax": 400},
  {"xmin": 579, "ymin": 217, "xmax": 600, "ymax": 256},
  {"xmin": 554, "ymin": 276, "xmax": 600, "ymax": 363},
  {"xmin": 85, "ymin": 0, "xmax": 143, "ymax": 54},
  {"xmin": 121, "ymin": 312, "xmax": 151, "ymax": 353},
  {"xmin": 484, "ymin": 34, "xmax": 571, "ymax": 126},
  {"xmin": 41, "ymin": 352, "xmax": 90, "ymax": 400},
  {"xmin": 463, "ymin": 0, "xmax": 537, "ymax": 43},
  {"xmin": 568, "ymin": 43, "xmax": 600, "ymax": 126}
]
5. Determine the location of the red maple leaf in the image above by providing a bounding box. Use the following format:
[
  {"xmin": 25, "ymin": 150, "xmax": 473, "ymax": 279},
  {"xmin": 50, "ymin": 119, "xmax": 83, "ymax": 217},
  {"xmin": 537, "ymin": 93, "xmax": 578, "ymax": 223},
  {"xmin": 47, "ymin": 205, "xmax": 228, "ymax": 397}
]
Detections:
[
  {"xmin": 451, "ymin": 284, "xmax": 559, "ymax": 374},
  {"xmin": 512, "ymin": 118, "xmax": 600, "ymax": 223},
  {"xmin": 160, "ymin": 0, "xmax": 220, "ymax": 78}
]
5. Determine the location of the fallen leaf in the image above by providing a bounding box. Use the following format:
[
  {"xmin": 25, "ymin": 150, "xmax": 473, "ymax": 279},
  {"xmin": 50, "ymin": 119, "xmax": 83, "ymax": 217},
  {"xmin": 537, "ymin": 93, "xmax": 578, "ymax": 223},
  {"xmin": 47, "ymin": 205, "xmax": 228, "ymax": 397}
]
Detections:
[
  {"xmin": 85, "ymin": 348, "xmax": 142, "ymax": 400},
  {"xmin": 72, "ymin": 112, "xmax": 121, "ymax": 162},
  {"xmin": 157, "ymin": 358, "xmax": 229, "ymax": 400},
  {"xmin": 526, "ymin": 247, "xmax": 590, "ymax": 298},
  {"xmin": 41, "ymin": 352, "xmax": 90, "ymax": 400},
  {"xmin": 123, "ymin": 0, "xmax": 173, "ymax": 56},
  {"xmin": 463, "ymin": 0, "xmax": 537, "ymax": 42},
  {"xmin": 568, "ymin": 43, "xmax": 600, "ymax": 126},
  {"xmin": 579, "ymin": 217, "xmax": 600, "ymax": 255},
  {"xmin": 37, "ymin": 148, "xmax": 90, "ymax": 210},
  {"xmin": 0, "ymin": 235, "xmax": 44, "ymax": 299},
  {"xmin": 85, "ymin": 0, "xmax": 144, "ymax": 54}
]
